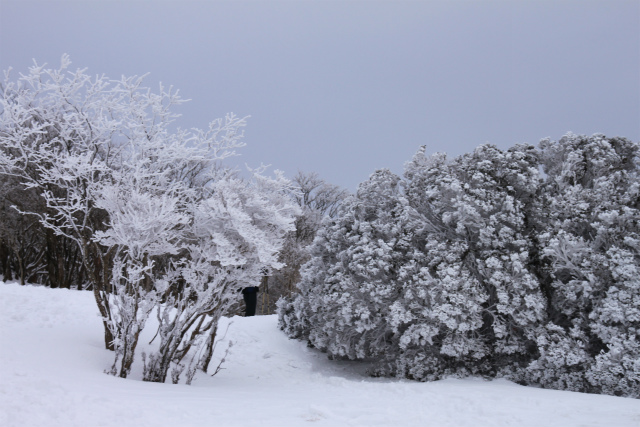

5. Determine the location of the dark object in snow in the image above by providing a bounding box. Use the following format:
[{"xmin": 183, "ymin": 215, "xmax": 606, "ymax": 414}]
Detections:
[{"xmin": 242, "ymin": 287, "xmax": 259, "ymax": 316}]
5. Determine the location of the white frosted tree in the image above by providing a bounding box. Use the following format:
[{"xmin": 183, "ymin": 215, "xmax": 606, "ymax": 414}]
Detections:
[
  {"xmin": 138, "ymin": 172, "xmax": 299, "ymax": 383},
  {"xmin": 391, "ymin": 144, "xmax": 546, "ymax": 380},
  {"xmin": 280, "ymin": 169, "xmax": 419, "ymax": 362},
  {"xmin": 520, "ymin": 133, "xmax": 640, "ymax": 396},
  {"xmin": 0, "ymin": 57, "xmax": 299, "ymax": 381},
  {"xmin": 282, "ymin": 144, "xmax": 549, "ymax": 381},
  {"xmin": 0, "ymin": 56, "xmax": 131, "ymax": 349},
  {"xmin": 267, "ymin": 171, "xmax": 349, "ymax": 314}
]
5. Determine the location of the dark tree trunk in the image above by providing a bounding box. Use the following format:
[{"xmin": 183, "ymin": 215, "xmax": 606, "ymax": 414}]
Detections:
[
  {"xmin": 198, "ymin": 318, "xmax": 219, "ymax": 373},
  {"xmin": 83, "ymin": 241, "xmax": 116, "ymax": 351},
  {"xmin": 119, "ymin": 327, "xmax": 141, "ymax": 378}
]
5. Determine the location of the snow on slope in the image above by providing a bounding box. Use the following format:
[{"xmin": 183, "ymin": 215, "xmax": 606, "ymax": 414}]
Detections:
[{"xmin": 1, "ymin": 282, "xmax": 639, "ymax": 427}]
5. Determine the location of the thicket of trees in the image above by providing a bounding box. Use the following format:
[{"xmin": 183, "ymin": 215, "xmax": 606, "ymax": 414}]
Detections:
[
  {"xmin": 279, "ymin": 134, "xmax": 640, "ymax": 398},
  {"xmin": 0, "ymin": 57, "xmax": 308, "ymax": 383}
]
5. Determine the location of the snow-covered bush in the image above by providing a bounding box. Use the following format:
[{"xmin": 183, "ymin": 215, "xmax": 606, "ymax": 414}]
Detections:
[
  {"xmin": 281, "ymin": 144, "xmax": 547, "ymax": 379},
  {"xmin": 281, "ymin": 134, "xmax": 640, "ymax": 398},
  {"xmin": 280, "ymin": 169, "xmax": 421, "ymax": 362},
  {"xmin": 512, "ymin": 323, "xmax": 591, "ymax": 392},
  {"xmin": 390, "ymin": 144, "xmax": 546, "ymax": 379},
  {"xmin": 517, "ymin": 133, "xmax": 640, "ymax": 397}
]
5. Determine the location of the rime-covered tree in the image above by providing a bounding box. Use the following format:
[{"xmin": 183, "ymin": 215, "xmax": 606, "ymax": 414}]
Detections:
[
  {"xmin": 383, "ymin": 144, "xmax": 546, "ymax": 380},
  {"xmin": 264, "ymin": 171, "xmax": 348, "ymax": 314},
  {"xmin": 0, "ymin": 56, "xmax": 299, "ymax": 381},
  {"xmin": 279, "ymin": 169, "xmax": 424, "ymax": 362},
  {"xmin": 515, "ymin": 133, "xmax": 640, "ymax": 396},
  {"xmin": 0, "ymin": 57, "xmax": 127, "ymax": 348},
  {"xmin": 281, "ymin": 145, "xmax": 548, "ymax": 379}
]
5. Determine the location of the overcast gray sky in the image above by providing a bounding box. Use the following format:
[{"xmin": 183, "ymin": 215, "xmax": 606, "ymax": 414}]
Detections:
[{"xmin": 1, "ymin": 0, "xmax": 639, "ymax": 190}]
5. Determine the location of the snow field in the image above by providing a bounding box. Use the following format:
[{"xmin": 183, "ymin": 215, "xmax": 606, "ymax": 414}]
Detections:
[{"xmin": 1, "ymin": 282, "xmax": 639, "ymax": 426}]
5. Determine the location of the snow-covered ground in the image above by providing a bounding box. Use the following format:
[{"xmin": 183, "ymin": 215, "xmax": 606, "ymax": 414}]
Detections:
[{"xmin": 1, "ymin": 282, "xmax": 639, "ymax": 427}]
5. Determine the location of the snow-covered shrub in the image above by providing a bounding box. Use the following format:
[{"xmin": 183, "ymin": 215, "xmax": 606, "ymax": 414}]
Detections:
[
  {"xmin": 283, "ymin": 145, "xmax": 547, "ymax": 380},
  {"xmin": 509, "ymin": 323, "xmax": 591, "ymax": 392},
  {"xmin": 587, "ymin": 333, "xmax": 640, "ymax": 398},
  {"xmin": 277, "ymin": 288, "xmax": 313, "ymax": 341},
  {"xmin": 280, "ymin": 169, "xmax": 422, "ymax": 362},
  {"xmin": 521, "ymin": 133, "xmax": 640, "ymax": 397},
  {"xmin": 282, "ymin": 134, "xmax": 640, "ymax": 398},
  {"xmin": 393, "ymin": 144, "xmax": 546, "ymax": 379}
]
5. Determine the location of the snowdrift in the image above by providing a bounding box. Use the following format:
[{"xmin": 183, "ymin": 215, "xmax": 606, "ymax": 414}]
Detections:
[{"xmin": 1, "ymin": 282, "xmax": 638, "ymax": 426}]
